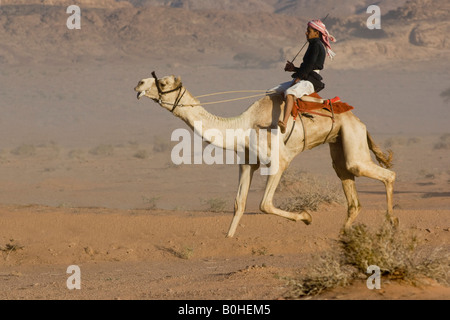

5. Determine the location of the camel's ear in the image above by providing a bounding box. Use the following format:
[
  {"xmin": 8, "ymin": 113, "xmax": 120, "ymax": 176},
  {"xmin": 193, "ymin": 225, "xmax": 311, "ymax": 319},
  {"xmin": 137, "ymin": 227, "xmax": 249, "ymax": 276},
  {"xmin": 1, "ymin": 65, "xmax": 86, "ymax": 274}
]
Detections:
[{"xmin": 175, "ymin": 76, "xmax": 182, "ymax": 85}]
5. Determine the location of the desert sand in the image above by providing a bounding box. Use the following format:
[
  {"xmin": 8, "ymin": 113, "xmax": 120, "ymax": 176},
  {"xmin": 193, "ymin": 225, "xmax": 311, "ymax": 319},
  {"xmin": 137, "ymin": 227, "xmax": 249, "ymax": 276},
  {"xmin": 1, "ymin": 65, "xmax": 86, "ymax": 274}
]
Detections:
[{"xmin": 0, "ymin": 0, "xmax": 449, "ymax": 301}]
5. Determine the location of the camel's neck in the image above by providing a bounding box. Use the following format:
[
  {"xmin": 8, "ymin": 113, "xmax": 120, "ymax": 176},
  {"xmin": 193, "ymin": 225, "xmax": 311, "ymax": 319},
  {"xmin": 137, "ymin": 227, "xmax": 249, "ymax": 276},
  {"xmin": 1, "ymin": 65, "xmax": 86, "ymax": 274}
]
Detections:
[{"xmin": 170, "ymin": 92, "xmax": 252, "ymax": 149}]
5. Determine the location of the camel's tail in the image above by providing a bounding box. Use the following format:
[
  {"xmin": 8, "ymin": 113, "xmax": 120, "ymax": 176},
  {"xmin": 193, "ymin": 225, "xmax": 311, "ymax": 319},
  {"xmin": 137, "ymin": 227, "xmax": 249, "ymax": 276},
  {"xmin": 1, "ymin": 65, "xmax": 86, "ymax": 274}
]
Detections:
[{"xmin": 367, "ymin": 132, "xmax": 394, "ymax": 169}]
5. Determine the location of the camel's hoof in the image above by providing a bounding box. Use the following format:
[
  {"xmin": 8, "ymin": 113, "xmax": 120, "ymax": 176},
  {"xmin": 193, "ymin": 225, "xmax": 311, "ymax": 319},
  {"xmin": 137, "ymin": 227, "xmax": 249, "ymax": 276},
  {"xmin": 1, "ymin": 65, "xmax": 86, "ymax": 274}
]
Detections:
[
  {"xmin": 388, "ymin": 216, "xmax": 399, "ymax": 228},
  {"xmin": 301, "ymin": 211, "xmax": 312, "ymax": 225}
]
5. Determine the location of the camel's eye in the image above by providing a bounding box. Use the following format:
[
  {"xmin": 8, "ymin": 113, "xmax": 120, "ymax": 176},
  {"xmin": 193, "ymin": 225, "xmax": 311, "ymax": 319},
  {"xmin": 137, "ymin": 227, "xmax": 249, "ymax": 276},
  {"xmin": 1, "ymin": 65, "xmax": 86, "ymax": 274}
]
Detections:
[{"xmin": 138, "ymin": 81, "xmax": 144, "ymax": 86}]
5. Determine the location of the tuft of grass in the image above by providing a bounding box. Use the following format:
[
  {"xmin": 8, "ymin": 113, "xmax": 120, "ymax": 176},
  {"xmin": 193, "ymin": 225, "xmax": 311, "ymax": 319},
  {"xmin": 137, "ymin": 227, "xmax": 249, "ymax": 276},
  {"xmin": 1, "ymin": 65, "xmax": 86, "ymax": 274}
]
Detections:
[
  {"xmin": 1, "ymin": 240, "xmax": 25, "ymax": 261},
  {"xmin": 252, "ymin": 246, "xmax": 269, "ymax": 256},
  {"xmin": 160, "ymin": 246, "xmax": 195, "ymax": 260},
  {"xmin": 202, "ymin": 198, "xmax": 227, "ymax": 213},
  {"xmin": 285, "ymin": 222, "xmax": 449, "ymax": 298},
  {"xmin": 278, "ymin": 170, "xmax": 345, "ymax": 212}
]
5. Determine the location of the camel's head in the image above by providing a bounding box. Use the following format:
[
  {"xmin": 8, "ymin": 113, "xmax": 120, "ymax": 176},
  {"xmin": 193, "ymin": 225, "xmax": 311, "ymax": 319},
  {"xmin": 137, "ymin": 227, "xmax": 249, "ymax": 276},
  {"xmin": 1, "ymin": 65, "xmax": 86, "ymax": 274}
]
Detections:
[
  {"xmin": 134, "ymin": 78, "xmax": 157, "ymax": 100},
  {"xmin": 134, "ymin": 75, "xmax": 182, "ymax": 102}
]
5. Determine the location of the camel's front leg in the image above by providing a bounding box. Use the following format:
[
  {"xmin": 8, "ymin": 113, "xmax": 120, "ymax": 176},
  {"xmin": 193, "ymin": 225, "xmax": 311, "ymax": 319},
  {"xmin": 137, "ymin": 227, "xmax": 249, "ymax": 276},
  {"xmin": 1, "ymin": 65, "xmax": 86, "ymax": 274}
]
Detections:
[
  {"xmin": 227, "ymin": 164, "xmax": 259, "ymax": 238},
  {"xmin": 260, "ymin": 166, "xmax": 312, "ymax": 225}
]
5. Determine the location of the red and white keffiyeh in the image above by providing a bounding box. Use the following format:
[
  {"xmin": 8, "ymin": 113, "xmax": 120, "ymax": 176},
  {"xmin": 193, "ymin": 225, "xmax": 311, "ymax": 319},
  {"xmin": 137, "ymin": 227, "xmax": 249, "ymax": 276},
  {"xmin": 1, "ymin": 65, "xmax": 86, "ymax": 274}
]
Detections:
[{"xmin": 308, "ymin": 20, "xmax": 336, "ymax": 59}]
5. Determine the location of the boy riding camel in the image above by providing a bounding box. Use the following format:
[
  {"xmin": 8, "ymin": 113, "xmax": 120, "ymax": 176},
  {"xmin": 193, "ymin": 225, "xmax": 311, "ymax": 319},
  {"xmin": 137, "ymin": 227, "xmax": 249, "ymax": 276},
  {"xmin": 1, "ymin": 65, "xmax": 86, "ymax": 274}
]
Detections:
[{"xmin": 272, "ymin": 19, "xmax": 341, "ymax": 134}]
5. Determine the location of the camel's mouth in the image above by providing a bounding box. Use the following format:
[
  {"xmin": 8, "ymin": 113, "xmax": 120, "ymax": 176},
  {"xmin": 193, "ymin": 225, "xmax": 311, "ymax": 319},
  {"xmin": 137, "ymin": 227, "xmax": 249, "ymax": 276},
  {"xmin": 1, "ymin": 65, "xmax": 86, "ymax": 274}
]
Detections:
[{"xmin": 137, "ymin": 91, "xmax": 146, "ymax": 100}]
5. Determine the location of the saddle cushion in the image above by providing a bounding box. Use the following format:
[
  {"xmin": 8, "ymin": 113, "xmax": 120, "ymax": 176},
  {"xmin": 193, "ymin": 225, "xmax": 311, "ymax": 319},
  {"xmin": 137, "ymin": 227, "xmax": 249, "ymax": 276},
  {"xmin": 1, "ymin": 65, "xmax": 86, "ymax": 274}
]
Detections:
[{"xmin": 292, "ymin": 92, "xmax": 354, "ymax": 119}]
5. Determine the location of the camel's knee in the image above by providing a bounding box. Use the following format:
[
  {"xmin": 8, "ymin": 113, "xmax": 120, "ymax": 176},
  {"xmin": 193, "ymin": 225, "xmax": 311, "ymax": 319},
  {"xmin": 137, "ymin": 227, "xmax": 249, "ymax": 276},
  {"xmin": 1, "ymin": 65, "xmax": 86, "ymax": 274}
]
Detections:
[
  {"xmin": 346, "ymin": 161, "xmax": 363, "ymax": 177},
  {"xmin": 386, "ymin": 170, "xmax": 396, "ymax": 184},
  {"xmin": 234, "ymin": 198, "xmax": 245, "ymax": 213}
]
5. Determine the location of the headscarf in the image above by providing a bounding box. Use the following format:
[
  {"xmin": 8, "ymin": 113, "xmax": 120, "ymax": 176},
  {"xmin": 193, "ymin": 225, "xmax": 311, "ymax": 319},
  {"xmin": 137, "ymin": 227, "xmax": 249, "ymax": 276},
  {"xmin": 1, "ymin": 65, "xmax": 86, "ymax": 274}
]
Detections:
[{"xmin": 308, "ymin": 20, "xmax": 336, "ymax": 59}]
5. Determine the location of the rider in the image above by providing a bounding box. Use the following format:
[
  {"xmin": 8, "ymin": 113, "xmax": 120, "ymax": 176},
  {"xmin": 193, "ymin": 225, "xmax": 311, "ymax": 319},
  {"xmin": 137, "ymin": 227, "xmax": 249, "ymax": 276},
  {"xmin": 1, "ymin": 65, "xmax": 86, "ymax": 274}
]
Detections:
[{"xmin": 274, "ymin": 20, "xmax": 341, "ymax": 134}]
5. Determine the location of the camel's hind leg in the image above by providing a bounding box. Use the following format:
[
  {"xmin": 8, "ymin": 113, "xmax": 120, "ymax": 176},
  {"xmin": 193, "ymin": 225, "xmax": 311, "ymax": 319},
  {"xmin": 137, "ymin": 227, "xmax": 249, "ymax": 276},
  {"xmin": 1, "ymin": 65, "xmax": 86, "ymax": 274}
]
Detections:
[
  {"xmin": 340, "ymin": 120, "xmax": 397, "ymax": 227},
  {"xmin": 227, "ymin": 164, "xmax": 259, "ymax": 238},
  {"xmin": 330, "ymin": 141, "xmax": 362, "ymax": 229}
]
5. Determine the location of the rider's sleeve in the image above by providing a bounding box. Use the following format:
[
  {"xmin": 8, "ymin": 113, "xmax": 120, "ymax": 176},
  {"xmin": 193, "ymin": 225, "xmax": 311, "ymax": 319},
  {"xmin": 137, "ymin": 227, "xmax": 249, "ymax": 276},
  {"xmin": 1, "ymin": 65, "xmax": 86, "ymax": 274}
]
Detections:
[{"xmin": 292, "ymin": 42, "xmax": 320, "ymax": 80}]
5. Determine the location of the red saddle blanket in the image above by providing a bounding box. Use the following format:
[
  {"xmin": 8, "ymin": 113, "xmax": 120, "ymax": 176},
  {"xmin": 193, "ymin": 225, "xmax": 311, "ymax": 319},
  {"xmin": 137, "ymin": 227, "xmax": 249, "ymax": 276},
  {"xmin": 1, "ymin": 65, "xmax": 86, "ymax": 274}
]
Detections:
[{"xmin": 292, "ymin": 93, "xmax": 354, "ymax": 119}]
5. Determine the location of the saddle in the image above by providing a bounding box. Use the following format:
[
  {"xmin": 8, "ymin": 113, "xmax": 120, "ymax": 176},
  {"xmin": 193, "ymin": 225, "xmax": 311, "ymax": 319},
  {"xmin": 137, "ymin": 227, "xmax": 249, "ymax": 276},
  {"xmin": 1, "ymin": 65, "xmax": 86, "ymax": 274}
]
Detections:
[{"xmin": 292, "ymin": 93, "xmax": 354, "ymax": 120}]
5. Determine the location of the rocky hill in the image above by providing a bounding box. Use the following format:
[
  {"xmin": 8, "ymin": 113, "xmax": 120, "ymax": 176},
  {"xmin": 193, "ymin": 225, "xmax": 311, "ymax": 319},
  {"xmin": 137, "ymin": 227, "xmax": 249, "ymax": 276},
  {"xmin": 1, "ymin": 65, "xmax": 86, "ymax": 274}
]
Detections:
[{"xmin": 0, "ymin": 0, "xmax": 448, "ymax": 69}]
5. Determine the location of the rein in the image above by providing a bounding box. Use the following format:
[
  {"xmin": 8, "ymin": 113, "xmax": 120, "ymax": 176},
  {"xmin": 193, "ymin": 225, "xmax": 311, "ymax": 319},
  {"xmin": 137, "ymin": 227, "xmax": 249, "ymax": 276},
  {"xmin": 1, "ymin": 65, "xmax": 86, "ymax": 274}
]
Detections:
[{"xmin": 151, "ymin": 71, "xmax": 276, "ymax": 111}]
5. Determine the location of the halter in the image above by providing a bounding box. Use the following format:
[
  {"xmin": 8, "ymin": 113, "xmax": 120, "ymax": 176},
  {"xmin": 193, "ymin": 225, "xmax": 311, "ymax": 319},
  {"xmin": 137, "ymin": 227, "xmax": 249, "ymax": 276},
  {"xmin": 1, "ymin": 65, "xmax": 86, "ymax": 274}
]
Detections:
[{"xmin": 152, "ymin": 71, "xmax": 186, "ymax": 113}]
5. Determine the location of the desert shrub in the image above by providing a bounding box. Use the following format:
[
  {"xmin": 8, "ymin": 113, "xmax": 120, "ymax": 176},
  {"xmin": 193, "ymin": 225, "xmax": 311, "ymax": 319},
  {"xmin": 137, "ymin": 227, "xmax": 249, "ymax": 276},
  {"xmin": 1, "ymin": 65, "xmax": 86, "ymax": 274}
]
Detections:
[
  {"xmin": 142, "ymin": 196, "xmax": 160, "ymax": 210},
  {"xmin": 441, "ymin": 87, "xmax": 450, "ymax": 103},
  {"xmin": 153, "ymin": 136, "xmax": 171, "ymax": 153},
  {"xmin": 202, "ymin": 198, "xmax": 227, "ymax": 212},
  {"xmin": 89, "ymin": 144, "xmax": 114, "ymax": 156},
  {"xmin": 339, "ymin": 224, "xmax": 419, "ymax": 279},
  {"xmin": 286, "ymin": 252, "xmax": 355, "ymax": 297},
  {"xmin": 434, "ymin": 133, "xmax": 450, "ymax": 150},
  {"xmin": 68, "ymin": 149, "xmax": 85, "ymax": 160},
  {"xmin": 418, "ymin": 169, "xmax": 437, "ymax": 180},
  {"xmin": 285, "ymin": 223, "xmax": 449, "ymax": 298},
  {"xmin": 384, "ymin": 136, "xmax": 408, "ymax": 148},
  {"xmin": 278, "ymin": 169, "xmax": 345, "ymax": 211},
  {"xmin": 160, "ymin": 246, "xmax": 194, "ymax": 260},
  {"xmin": 1, "ymin": 240, "xmax": 24, "ymax": 261},
  {"xmin": 407, "ymin": 137, "xmax": 421, "ymax": 145},
  {"xmin": 133, "ymin": 149, "xmax": 149, "ymax": 159},
  {"xmin": 11, "ymin": 144, "xmax": 36, "ymax": 157}
]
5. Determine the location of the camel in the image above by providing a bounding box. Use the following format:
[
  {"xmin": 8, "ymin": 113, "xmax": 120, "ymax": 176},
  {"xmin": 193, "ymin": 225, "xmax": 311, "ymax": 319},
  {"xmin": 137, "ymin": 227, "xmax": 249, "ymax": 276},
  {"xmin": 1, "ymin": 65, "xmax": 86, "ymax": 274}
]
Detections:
[{"xmin": 134, "ymin": 73, "xmax": 397, "ymax": 238}]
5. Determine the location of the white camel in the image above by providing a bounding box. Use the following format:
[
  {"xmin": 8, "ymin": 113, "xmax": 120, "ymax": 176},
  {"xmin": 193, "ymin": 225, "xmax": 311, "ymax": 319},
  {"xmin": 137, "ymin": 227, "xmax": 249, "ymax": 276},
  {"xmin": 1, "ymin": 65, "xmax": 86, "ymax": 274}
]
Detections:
[{"xmin": 134, "ymin": 73, "xmax": 397, "ymax": 238}]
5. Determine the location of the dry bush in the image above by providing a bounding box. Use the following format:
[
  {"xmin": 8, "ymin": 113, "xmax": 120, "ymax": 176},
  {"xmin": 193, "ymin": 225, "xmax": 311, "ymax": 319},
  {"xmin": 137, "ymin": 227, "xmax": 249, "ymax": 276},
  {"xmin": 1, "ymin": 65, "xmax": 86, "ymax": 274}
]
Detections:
[
  {"xmin": 278, "ymin": 169, "xmax": 345, "ymax": 212},
  {"xmin": 341, "ymin": 224, "xmax": 449, "ymax": 284},
  {"xmin": 68, "ymin": 149, "xmax": 85, "ymax": 161},
  {"xmin": 441, "ymin": 88, "xmax": 450, "ymax": 103},
  {"xmin": 434, "ymin": 133, "xmax": 450, "ymax": 150},
  {"xmin": 285, "ymin": 223, "xmax": 449, "ymax": 298},
  {"xmin": 1, "ymin": 240, "xmax": 24, "ymax": 261},
  {"xmin": 383, "ymin": 136, "xmax": 421, "ymax": 149},
  {"xmin": 89, "ymin": 144, "xmax": 114, "ymax": 156},
  {"xmin": 142, "ymin": 196, "xmax": 160, "ymax": 210},
  {"xmin": 286, "ymin": 252, "xmax": 356, "ymax": 297},
  {"xmin": 133, "ymin": 149, "xmax": 149, "ymax": 159},
  {"xmin": 340, "ymin": 224, "xmax": 418, "ymax": 280},
  {"xmin": 160, "ymin": 246, "xmax": 195, "ymax": 260},
  {"xmin": 202, "ymin": 197, "xmax": 228, "ymax": 212},
  {"xmin": 11, "ymin": 144, "xmax": 36, "ymax": 157},
  {"xmin": 153, "ymin": 136, "xmax": 171, "ymax": 153}
]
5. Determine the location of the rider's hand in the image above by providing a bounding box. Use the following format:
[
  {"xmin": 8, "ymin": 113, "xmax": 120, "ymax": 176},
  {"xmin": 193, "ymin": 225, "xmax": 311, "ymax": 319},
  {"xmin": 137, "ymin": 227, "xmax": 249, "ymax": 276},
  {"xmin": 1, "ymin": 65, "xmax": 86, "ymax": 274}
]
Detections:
[{"xmin": 284, "ymin": 61, "xmax": 296, "ymax": 72}]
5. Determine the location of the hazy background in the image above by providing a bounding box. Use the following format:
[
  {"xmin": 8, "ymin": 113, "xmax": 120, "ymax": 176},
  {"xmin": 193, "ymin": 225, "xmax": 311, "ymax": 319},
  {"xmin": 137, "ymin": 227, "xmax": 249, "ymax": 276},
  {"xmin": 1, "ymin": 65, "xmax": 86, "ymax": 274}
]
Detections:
[{"xmin": 0, "ymin": 0, "xmax": 448, "ymax": 210}]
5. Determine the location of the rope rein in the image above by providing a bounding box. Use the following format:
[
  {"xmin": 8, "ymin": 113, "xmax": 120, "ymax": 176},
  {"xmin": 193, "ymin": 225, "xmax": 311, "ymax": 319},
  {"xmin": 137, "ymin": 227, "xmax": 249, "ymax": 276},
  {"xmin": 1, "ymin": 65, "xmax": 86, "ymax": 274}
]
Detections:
[{"xmin": 158, "ymin": 89, "xmax": 278, "ymax": 108}]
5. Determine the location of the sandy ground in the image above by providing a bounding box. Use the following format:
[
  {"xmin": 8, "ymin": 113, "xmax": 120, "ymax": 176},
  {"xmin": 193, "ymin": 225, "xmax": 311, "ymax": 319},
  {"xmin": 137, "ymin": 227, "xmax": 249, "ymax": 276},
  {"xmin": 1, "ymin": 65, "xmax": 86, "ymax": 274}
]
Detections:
[{"xmin": 0, "ymin": 129, "xmax": 449, "ymax": 300}]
